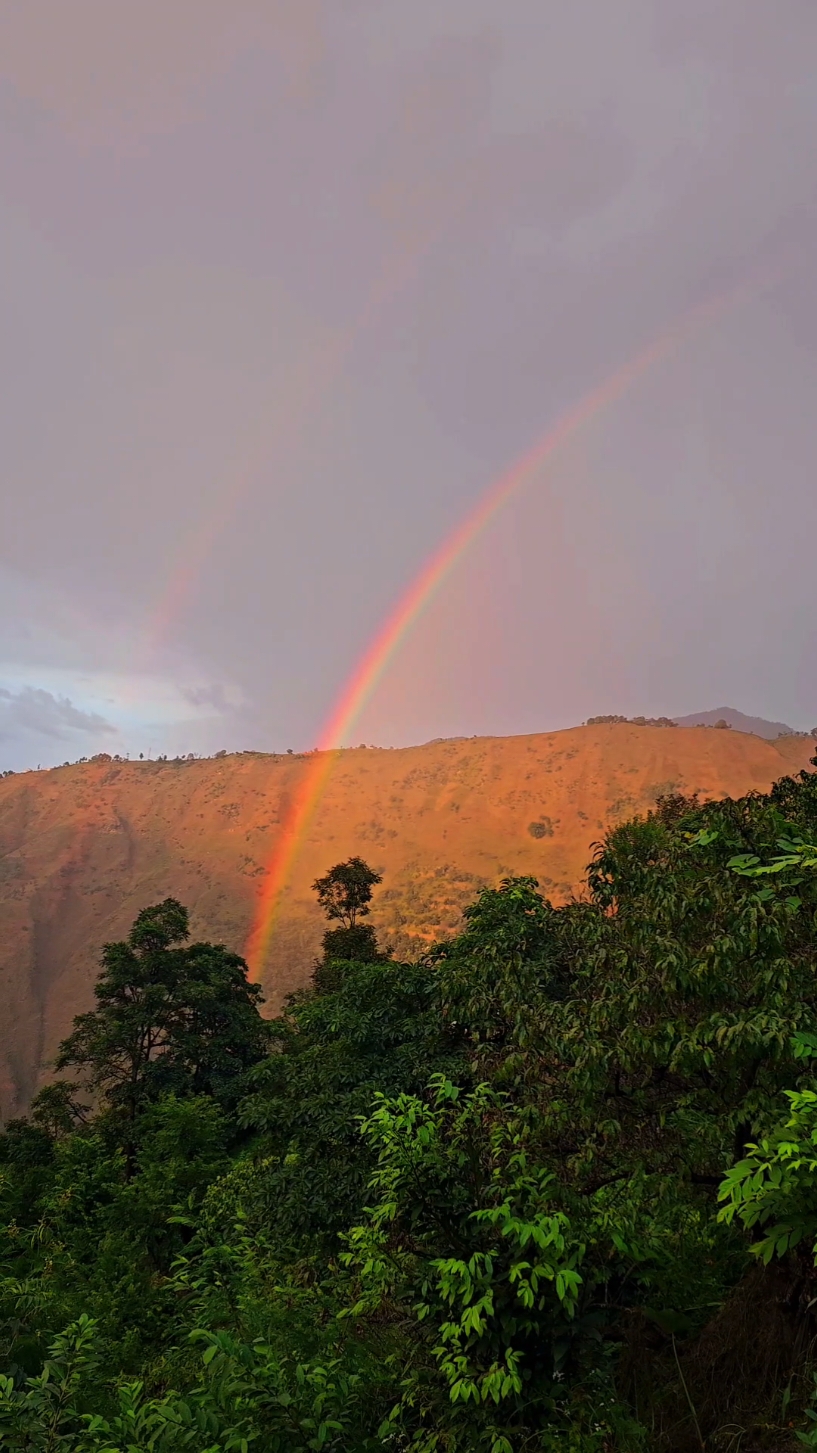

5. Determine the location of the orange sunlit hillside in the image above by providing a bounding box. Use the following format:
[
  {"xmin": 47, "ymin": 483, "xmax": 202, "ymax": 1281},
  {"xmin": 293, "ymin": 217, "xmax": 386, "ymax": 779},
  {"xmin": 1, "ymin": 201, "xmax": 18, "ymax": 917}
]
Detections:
[{"xmin": 0, "ymin": 722, "xmax": 813, "ymax": 1116}]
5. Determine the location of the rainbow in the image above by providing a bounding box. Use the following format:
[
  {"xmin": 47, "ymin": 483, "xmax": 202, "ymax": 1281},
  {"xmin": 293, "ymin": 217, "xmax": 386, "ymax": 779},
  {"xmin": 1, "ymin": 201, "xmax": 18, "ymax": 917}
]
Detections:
[
  {"xmin": 244, "ymin": 280, "xmax": 761, "ymax": 978},
  {"xmin": 138, "ymin": 218, "xmax": 464, "ymax": 667}
]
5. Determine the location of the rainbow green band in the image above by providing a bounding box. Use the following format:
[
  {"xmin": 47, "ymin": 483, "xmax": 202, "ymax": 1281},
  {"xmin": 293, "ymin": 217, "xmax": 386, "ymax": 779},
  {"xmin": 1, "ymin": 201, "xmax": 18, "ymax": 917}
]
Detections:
[{"xmin": 244, "ymin": 278, "xmax": 760, "ymax": 978}]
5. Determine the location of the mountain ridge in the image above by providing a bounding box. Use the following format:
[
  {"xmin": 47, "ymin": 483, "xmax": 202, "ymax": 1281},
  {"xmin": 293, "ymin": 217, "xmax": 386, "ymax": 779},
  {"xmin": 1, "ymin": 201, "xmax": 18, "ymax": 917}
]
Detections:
[
  {"xmin": 0, "ymin": 722, "xmax": 814, "ymax": 1116},
  {"xmin": 672, "ymin": 706, "xmax": 807, "ymax": 738}
]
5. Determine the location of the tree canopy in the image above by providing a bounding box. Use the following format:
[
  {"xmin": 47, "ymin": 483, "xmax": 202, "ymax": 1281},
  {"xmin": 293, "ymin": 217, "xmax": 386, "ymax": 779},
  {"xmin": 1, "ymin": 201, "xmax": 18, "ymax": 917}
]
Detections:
[
  {"xmin": 6, "ymin": 765, "xmax": 817, "ymax": 1448},
  {"xmin": 311, "ymin": 855, "xmax": 388, "ymax": 992},
  {"xmin": 311, "ymin": 855, "xmax": 382, "ymax": 927},
  {"xmin": 55, "ymin": 898, "xmax": 268, "ymax": 1125}
]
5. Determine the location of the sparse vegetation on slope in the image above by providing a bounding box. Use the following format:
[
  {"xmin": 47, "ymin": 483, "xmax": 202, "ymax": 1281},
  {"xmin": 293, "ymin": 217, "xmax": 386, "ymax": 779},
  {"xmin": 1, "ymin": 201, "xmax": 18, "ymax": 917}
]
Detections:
[{"xmin": 1, "ymin": 724, "xmax": 814, "ymax": 1119}]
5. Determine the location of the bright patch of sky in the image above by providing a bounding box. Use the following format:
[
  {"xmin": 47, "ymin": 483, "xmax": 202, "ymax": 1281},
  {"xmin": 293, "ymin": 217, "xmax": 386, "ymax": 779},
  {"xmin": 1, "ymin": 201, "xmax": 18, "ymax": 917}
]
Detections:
[{"xmin": 0, "ymin": 567, "xmax": 241, "ymax": 768}]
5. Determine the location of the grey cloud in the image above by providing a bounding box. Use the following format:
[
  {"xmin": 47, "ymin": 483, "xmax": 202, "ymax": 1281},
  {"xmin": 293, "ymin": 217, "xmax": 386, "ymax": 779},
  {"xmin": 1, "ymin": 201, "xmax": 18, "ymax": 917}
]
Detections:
[
  {"xmin": 0, "ymin": 0, "xmax": 816, "ymax": 762},
  {"xmin": 369, "ymin": 27, "xmax": 632, "ymax": 256},
  {"xmin": 0, "ymin": 688, "xmax": 116, "ymax": 741},
  {"xmin": 179, "ymin": 683, "xmax": 231, "ymax": 712},
  {"xmin": 0, "ymin": 0, "xmax": 325, "ymax": 140}
]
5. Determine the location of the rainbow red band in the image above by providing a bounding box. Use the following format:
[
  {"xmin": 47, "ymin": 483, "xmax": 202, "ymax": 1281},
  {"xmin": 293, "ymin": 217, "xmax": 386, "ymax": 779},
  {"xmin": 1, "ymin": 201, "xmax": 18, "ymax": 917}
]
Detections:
[{"xmin": 244, "ymin": 279, "xmax": 761, "ymax": 979}]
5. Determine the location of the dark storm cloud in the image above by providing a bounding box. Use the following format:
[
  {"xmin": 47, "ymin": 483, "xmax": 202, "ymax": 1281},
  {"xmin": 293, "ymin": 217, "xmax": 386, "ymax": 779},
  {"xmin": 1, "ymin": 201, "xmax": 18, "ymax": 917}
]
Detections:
[{"xmin": 0, "ymin": 688, "xmax": 115, "ymax": 741}]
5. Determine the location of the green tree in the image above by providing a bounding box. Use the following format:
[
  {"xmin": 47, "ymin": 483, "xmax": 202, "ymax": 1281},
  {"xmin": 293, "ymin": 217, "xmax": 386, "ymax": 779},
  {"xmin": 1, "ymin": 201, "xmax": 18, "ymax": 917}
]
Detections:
[
  {"xmin": 8, "ymin": 763, "xmax": 817, "ymax": 1450},
  {"xmin": 55, "ymin": 899, "xmax": 268, "ymax": 1127},
  {"xmin": 429, "ymin": 875, "xmax": 577, "ymax": 1058},
  {"xmin": 342, "ymin": 1075, "xmax": 587, "ymax": 1453},
  {"xmin": 239, "ymin": 956, "xmax": 464, "ymax": 1247},
  {"xmin": 0, "ymin": 1314, "xmax": 379, "ymax": 1453},
  {"xmin": 312, "ymin": 857, "xmax": 382, "ymax": 928},
  {"xmin": 311, "ymin": 857, "xmax": 386, "ymax": 992},
  {"xmin": 0, "ymin": 1315, "xmax": 100, "ymax": 1451},
  {"xmin": 29, "ymin": 1083, "xmax": 89, "ymax": 1140},
  {"xmin": 718, "ymin": 1063, "xmax": 817, "ymax": 1265}
]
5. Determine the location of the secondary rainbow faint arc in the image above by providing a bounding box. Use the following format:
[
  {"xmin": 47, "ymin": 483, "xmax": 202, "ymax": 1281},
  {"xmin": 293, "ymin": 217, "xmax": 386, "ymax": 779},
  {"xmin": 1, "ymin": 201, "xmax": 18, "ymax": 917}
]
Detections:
[
  {"xmin": 244, "ymin": 281, "xmax": 755, "ymax": 979},
  {"xmin": 138, "ymin": 188, "xmax": 479, "ymax": 667}
]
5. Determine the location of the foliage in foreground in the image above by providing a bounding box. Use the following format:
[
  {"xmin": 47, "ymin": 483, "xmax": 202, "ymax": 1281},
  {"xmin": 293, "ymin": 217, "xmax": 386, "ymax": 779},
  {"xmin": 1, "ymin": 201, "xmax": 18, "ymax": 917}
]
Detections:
[{"xmin": 5, "ymin": 765, "xmax": 817, "ymax": 1450}]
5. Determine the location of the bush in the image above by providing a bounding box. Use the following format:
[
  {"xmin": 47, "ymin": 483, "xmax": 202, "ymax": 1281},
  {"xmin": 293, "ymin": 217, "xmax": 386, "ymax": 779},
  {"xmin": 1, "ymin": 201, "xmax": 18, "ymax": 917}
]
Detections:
[{"xmin": 527, "ymin": 818, "xmax": 554, "ymax": 839}]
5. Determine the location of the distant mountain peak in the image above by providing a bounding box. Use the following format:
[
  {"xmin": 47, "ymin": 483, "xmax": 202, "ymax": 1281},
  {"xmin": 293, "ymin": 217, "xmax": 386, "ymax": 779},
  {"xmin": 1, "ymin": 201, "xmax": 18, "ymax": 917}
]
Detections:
[{"xmin": 673, "ymin": 707, "xmax": 802, "ymax": 740}]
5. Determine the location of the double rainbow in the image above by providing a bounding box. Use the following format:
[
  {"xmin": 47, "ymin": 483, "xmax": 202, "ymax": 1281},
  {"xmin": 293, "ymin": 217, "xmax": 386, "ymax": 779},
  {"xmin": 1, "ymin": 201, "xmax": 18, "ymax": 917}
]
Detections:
[{"xmin": 245, "ymin": 281, "xmax": 755, "ymax": 978}]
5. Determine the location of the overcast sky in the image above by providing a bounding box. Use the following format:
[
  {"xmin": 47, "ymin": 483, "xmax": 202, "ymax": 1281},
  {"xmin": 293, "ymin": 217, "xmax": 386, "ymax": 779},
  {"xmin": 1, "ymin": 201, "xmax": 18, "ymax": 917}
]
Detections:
[{"xmin": 1, "ymin": 0, "xmax": 816, "ymax": 769}]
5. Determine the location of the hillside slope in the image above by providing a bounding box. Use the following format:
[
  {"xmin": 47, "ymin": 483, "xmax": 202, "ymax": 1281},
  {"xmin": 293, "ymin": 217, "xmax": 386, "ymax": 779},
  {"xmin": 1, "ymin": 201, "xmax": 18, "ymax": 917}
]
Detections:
[{"xmin": 0, "ymin": 723, "xmax": 814, "ymax": 1115}]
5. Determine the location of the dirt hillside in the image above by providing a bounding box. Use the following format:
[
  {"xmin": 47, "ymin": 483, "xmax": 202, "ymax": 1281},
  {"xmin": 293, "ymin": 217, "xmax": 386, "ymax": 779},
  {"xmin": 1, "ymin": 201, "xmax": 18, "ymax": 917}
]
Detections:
[{"xmin": 0, "ymin": 723, "xmax": 813, "ymax": 1116}]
